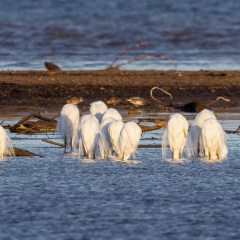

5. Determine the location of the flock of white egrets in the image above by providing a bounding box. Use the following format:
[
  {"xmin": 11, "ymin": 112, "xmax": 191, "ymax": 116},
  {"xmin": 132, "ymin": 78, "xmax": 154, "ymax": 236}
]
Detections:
[
  {"xmin": 0, "ymin": 101, "xmax": 228, "ymax": 161},
  {"xmin": 162, "ymin": 109, "xmax": 228, "ymax": 160},
  {"xmin": 56, "ymin": 100, "xmax": 142, "ymax": 161}
]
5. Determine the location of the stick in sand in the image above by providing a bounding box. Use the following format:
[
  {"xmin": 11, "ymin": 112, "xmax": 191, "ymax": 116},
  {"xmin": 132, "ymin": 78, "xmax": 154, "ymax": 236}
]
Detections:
[{"xmin": 150, "ymin": 86, "xmax": 173, "ymax": 107}]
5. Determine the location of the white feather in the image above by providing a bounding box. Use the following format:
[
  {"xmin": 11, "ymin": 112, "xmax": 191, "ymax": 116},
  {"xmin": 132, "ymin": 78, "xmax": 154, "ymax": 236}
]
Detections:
[
  {"xmin": 99, "ymin": 117, "xmax": 115, "ymax": 158},
  {"xmin": 102, "ymin": 108, "xmax": 122, "ymax": 122},
  {"xmin": 162, "ymin": 113, "xmax": 188, "ymax": 159},
  {"xmin": 108, "ymin": 120, "xmax": 124, "ymax": 156},
  {"xmin": 80, "ymin": 118, "xmax": 100, "ymax": 159},
  {"xmin": 78, "ymin": 115, "xmax": 99, "ymax": 156},
  {"xmin": 118, "ymin": 122, "xmax": 142, "ymax": 161},
  {"xmin": 187, "ymin": 109, "xmax": 216, "ymax": 156},
  {"xmin": 0, "ymin": 126, "xmax": 15, "ymax": 158},
  {"xmin": 199, "ymin": 118, "xmax": 228, "ymax": 160},
  {"xmin": 90, "ymin": 101, "xmax": 108, "ymax": 122},
  {"xmin": 56, "ymin": 103, "xmax": 80, "ymax": 151}
]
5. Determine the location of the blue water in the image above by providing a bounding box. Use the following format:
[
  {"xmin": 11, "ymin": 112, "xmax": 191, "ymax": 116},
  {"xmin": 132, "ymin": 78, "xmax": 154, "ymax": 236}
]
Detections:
[
  {"xmin": 0, "ymin": 113, "xmax": 240, "ymax": 239},
  {"xmin": 0, "ymin": 0, "xmax": 240, "ymax": 71}
]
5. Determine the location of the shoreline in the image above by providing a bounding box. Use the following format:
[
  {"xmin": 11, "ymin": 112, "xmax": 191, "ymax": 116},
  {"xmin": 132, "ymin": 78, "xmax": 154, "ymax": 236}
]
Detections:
[{"xmin": 0, "ymin": 69, "xmax": 239, "ymax": 114}]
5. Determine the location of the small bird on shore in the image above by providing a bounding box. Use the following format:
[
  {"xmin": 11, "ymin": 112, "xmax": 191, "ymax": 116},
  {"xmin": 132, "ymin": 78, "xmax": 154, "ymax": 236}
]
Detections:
[
  {"xmin": 44, "ymin": 62, "xmax": 61, "ymax": 71},
  {"xmin": 66, "ymin": 97, "xmax": 83, "ymax": 105},
  {"xmin": 126, "ymin": 97, "xmax": 150, "ymax": 106},
  {"xmin": 106, "ymin": 97, "xmax": 121, "ymax": 105}
]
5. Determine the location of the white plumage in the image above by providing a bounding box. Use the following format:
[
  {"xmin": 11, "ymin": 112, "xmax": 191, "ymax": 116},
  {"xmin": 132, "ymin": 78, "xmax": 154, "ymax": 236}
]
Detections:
[
  {"xmin": 99, "ymin": 117, "xmax": 115, "ymax": 158},
  {"xmin": 79, "ymin": 114, "xmax": 99, "ymax": 132},
  {"xmin": 187, "ymin": 109, "xmax": 216, "ymax": 156},
  {"xmin": 108, "ymin": 120, "xmax": 124, "ymax": 156},
  {"xmin": 56, "ymin": 103, "xmax": 80, "ymax": 152},
  {"xmin": 162, "ymin": 113, "xmax": 189, "ymax": 159},
  {"xmin": 118, "ymin": 121, "xmax": 142, "ymax": 161},
  {"xmin": 199, "ymin": 118, "xmax": 228, "ymax": 160},
  {"xmin": 90, "ymin": 101, "xmax": 108, "ymax": 122},
  {"xmin": 101, "ymin": 108, "xmax": 122, "ymax": 122},
  {"xmin": 0, "ymin": 126, "xmax": 14, "ymax": 158},
  {"xmin": 78, "ymin": 115, "xmax": 99, "ymax": 157},
  {"xmin": 79, "ymin": 118, "xmax": 100, "ymax": 159}
]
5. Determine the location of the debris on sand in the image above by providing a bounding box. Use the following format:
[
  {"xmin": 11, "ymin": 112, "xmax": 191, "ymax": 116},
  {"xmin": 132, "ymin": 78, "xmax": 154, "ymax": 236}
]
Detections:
[{"xmin": 9, "ymin": 112, "xmax": 58, "ymax": 134}]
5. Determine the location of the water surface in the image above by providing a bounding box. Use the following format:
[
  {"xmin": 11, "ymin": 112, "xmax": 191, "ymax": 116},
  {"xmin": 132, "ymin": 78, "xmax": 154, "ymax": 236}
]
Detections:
[
  {"xmin": 0, "ymin": 112, "xmax": 240, "ymax": 239},
  {"xmin": 0, "ymin": 0, "xmax": 239, "ymax": 71}
]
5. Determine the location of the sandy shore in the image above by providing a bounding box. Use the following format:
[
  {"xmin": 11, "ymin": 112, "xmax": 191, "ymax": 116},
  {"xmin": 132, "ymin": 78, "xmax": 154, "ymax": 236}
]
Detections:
[{"xmin": 0, "ymin": 69, "xmax": 239, "ymax": 113}]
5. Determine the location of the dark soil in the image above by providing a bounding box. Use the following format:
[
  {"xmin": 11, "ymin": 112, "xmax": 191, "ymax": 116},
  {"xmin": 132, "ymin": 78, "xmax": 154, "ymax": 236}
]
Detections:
[{"xmin": 0, "ymin": 69, "xmax": 239, "ymax": 113}]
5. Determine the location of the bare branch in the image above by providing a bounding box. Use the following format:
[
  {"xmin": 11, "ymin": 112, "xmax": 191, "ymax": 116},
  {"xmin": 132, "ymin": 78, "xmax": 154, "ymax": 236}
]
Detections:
[
  {"xmin": 138, "ymin": 144, "xmax": 163, "ymax": 148},
  {"xmin": 113, "ymin": 55, "xmax": 176, "ymax": 69},
  {"xmin": 10, "ymin": 112, "xmax": 57, "ymax": 132},
  {"xmin": 12, "ymin": 147, "xmax": 43, "ymax": 157},
  {"xmin": 110, "ymin": 42, "xmax": 147, "ymax": 67},
  {"xmin": 225, "ymin": 125, "xmax": 240, "ymax": 134},
  {"xmin": 42, "ymin": 139, "xmax": 63, "ymax": 147},
  {"xmin": 208, "ymin": 96, "xmax": 230, "ymax": 106}
]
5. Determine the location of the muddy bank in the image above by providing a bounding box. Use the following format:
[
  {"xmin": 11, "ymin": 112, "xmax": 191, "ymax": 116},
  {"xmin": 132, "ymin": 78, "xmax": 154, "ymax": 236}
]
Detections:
[{"xmin": 0, "ymin": 69, "xmax": 239, "ymax": 113}]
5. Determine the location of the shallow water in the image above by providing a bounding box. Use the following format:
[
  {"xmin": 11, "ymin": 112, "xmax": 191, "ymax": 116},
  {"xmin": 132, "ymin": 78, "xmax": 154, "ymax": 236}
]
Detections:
[
  {"xmin": 0, "ymin": 112, "xmax": 240, "ymax": 239},
  {"xmin": 0, "ymin": 0, "xmax": 240, "ymax": 71}
]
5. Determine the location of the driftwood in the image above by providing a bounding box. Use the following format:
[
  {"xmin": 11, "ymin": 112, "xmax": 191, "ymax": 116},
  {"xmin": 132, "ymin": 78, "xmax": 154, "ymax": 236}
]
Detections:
[
  {"xmin": 137, "ymin": 118, "xmax": 167, "ymax": 132},
  {"xmin": 138, "ymin": 144, "xmax": 162, "ymax": 148},
  {"xmin": 225, "ymin": 125, "xmax": 240, "ymax": 134},
  {"xmin": 42, "ymin": 139, "xmax": 162, "ymax": 149},
  {"xmin": 42, "ymin": 139, "xmax": 63, "ymax": 147},
  {"xmin": 6, "ymin": 147, "xmax": 43, "ymax": 157},
  {"xmin": 10, "ymin": 112, "xmax": 58, "ymax": 134}
]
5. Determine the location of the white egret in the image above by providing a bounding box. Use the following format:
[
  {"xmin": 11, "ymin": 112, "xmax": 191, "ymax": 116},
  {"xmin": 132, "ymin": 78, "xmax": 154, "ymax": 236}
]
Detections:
[
  {"xmin": 162, "ymin": 113, "xmax": 188, "ymax": 159},
  {"xmin": 56, "ymin": 103, "xmax": 80, "ymax": 152},
  {"xmin": 79, "ymin": 114, "xmax": 99, "ymax": 131},
  {"xmin": 79, "ymin": 118, "xmax": 100, "ymax": 159},
  {"xmin": 108, "ymin": 120, "xmax": 124, "ymax": 156},
  {"xmin": 0, "ymin": 125, "xmax": 15, "ymax": 158},
  {"xmin": 90, "ymin": 101, "xmax": 108, "ymax": 122},
  {"xmin": 78, "ymin": 115, "xmax": 99, "ymax": 156},
  {"xmin": 118, "ymin": 122, "xmax": 142, "ymax": 161},
  {"xmin": 99, "ymin": 117, "xmax": 115, "ymax": 158},
  {"xmin": 187, "ymin": 109, "xmax": 216, "ymax": 156},
  {"xmin": 101, "ymin": 108, "xmax": 122, "ymax": 122},
  {"xmin": 199, "ymin": 118, "xmax": 228, "ymax": 160}
]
